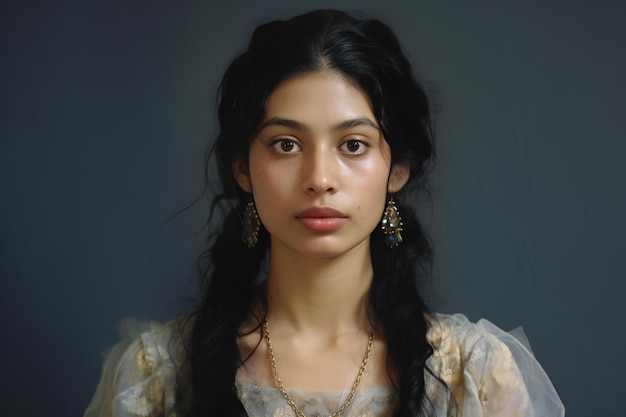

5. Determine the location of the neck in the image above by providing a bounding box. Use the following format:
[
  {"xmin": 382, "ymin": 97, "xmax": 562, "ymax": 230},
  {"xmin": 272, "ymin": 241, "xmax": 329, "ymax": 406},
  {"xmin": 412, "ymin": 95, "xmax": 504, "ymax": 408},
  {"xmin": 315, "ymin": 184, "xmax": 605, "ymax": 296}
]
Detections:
[{"xmin": 264, "ymin": 239, "xmax": 373, "ymax": 337}]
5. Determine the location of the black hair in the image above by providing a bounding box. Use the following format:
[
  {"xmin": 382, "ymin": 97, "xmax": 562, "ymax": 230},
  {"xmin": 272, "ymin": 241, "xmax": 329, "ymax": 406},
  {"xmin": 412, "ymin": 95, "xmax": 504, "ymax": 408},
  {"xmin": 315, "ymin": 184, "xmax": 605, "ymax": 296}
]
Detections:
[{"xmin": 176, "ymin": 9, "xmax": 440, "ymax": 417}]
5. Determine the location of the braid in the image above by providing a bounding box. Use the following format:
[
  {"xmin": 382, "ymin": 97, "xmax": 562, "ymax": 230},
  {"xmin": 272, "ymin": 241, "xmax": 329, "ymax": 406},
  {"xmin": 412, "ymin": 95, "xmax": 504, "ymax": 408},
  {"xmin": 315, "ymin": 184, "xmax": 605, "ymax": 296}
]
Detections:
[
  {"xmin": 370, "ymin": 201, "xmax": 439, "ymax": 417},
  {"xmin": 176, "ymin": 202, "xmax": 269, "ymax": 416}
]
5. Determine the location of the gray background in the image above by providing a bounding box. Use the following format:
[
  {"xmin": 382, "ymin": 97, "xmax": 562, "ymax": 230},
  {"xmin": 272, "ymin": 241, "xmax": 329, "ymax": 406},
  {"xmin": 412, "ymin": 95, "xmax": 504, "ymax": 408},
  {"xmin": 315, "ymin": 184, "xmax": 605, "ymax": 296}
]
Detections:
[{"xmin": 1, "ymin": 1, "xmax": 624, "ymax": 416}]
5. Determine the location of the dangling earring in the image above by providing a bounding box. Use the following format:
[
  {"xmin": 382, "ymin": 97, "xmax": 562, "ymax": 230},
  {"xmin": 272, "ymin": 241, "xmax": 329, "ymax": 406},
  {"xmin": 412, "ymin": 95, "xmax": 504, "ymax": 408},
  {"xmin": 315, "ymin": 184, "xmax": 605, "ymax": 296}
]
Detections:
[
  {"xmin": 381, "ymin": 195, "xmax": 403, "ymax": 248},
  {"xmin": 242, "ymin": 200, "xmax": 260, "ymax": 248}
]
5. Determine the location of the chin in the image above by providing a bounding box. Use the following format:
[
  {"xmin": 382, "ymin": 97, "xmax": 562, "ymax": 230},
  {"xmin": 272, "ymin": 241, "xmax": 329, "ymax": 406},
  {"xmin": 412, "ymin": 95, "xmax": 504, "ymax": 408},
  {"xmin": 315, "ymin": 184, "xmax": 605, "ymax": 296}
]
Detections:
[{"xmin": 298, "ymin": 238, "xmax": 370, "ymax": 259}]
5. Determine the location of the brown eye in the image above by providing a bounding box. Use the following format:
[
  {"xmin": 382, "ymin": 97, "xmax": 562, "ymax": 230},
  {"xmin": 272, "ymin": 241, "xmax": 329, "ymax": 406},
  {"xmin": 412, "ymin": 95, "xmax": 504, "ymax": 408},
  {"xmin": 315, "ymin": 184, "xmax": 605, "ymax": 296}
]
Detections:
[
  {"xmin": 271, "ymin": 138, "xmax": 301, "ymax": 153},
  {"xmin": 341, "ymin": 139, "xmax": 366, "ymax": 154},
  {"xmin": 281, "ymin": 140, "xmax": 294, "ymax": 152}
]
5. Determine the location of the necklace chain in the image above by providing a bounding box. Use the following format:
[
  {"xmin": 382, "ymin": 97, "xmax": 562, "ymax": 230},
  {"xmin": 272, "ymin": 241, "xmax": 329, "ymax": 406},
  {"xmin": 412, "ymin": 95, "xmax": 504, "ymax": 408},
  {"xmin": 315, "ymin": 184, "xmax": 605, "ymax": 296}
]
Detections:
[{"xmin": 263, "ymin": 320, "xmax": 374, "ymax": 417}]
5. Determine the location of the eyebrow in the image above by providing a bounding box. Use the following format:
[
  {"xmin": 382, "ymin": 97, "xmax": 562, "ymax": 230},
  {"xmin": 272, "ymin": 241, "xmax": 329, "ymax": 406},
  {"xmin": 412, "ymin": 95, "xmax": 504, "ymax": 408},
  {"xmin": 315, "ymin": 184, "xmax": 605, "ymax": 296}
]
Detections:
[{"xmin": 257, "ymin": 117, "xmax": 380, "ymax": 133}]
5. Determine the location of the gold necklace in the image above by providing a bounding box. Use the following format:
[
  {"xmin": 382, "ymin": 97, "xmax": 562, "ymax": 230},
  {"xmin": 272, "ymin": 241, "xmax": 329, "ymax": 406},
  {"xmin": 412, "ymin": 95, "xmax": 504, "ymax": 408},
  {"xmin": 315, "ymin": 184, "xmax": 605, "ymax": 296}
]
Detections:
[{"xmin": 263, "ymin": 320, "xmax": 375, "ymax": 417}]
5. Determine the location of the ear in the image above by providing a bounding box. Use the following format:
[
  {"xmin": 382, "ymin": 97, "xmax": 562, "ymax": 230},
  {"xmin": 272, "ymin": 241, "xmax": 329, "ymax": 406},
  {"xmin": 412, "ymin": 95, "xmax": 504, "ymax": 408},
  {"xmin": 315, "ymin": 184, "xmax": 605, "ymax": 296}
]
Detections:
[
  {"xmin": 387, "ymin": 163, "xmax": 410, "ymax": 193},
  {"xmin": 232, "ymin": 156, "xmax": 252, "ymax": 193}
]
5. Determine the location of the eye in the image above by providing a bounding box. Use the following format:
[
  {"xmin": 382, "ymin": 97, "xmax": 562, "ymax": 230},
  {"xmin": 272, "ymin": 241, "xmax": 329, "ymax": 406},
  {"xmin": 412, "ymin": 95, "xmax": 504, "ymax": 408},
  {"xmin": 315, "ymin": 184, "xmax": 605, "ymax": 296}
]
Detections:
[
  {"xmin": 341, "ymin": 139, "xmax": 367, "ymax": 155},
  {"xmin": 270, "ymin": 138, "xmax": 301, "ymax": 153}
]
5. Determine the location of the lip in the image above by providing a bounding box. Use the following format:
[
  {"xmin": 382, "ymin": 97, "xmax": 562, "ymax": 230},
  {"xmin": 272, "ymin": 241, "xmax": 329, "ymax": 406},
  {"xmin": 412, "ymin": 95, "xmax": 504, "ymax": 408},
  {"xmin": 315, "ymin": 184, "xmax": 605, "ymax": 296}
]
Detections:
[
  {"xmin": 296, "ymin": 207, "xmax": 347, "ymax": 218},
  {"xmin": 295, "ymin": 207, "xmax": 348, "ymax": 232}
]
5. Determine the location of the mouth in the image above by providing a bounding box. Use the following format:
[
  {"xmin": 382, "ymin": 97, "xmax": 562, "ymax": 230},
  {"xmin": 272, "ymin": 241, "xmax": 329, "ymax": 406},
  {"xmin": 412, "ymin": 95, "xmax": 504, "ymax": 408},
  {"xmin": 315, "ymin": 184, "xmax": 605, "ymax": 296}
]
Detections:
[
  {"xmin": 295, "ymin": 207, "xmax": 348, "ymax": 232},
  {"xmin": 296, "ymin": 207, "xmax": 347, "ymax": 218}
]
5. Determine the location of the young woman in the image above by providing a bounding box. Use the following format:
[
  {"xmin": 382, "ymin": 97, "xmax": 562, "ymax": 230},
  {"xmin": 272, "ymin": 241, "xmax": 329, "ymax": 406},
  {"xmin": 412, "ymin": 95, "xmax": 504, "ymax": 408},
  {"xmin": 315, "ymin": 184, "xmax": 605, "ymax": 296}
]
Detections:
[{"xmin": 85, "ymin": 9, "xmax": 564, "ymax": 417}]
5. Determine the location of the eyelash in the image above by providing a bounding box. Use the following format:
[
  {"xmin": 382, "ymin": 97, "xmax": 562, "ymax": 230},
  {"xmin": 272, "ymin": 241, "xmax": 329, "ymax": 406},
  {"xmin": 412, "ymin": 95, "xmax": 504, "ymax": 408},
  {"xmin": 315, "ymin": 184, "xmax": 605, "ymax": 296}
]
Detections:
[
  {"xmin": 267, "ymin": 138, "xmax": 369, "ymax": 155},
  {"xmin": 340, "ymin": 139, "xmax": 368, "ymax": 155},
  {"xmin": 269, "ymin": 138, "xmax": 301, "ymax": 153}
]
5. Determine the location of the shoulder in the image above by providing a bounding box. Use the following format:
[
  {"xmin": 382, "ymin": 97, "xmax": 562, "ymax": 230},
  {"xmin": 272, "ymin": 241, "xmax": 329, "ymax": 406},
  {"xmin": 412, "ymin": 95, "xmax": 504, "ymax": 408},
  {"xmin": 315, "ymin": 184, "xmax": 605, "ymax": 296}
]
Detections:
[
  {"xmin": 427, "ymin": 313, "xmax": 521, "ymax": 369},
  {"xmin": 84, "ymin": 320, "xmax": 181, "ymax": 417},
  {"xmin": 425, "ymin": 313, "xmax": 565, "ymax": 417}
]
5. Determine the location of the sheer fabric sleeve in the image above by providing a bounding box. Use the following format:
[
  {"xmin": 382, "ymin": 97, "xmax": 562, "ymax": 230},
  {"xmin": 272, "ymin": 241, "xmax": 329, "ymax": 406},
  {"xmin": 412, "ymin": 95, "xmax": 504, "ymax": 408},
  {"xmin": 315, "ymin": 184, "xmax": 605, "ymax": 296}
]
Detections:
[
  {"xmin": 428, "ymin": 313, "xmax": 565, "ymax": 417},
  {"xmin": 83, "ymin": 320, "xmax": 178, "ymax": 417}
]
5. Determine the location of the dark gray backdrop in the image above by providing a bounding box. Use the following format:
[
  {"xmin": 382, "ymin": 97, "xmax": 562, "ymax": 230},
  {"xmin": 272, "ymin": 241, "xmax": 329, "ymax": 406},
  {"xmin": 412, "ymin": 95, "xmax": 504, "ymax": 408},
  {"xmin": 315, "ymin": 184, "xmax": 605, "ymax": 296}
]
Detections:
[{"xmin": 2, "ymin": 1, "xmax": 624, "ymax": 416}]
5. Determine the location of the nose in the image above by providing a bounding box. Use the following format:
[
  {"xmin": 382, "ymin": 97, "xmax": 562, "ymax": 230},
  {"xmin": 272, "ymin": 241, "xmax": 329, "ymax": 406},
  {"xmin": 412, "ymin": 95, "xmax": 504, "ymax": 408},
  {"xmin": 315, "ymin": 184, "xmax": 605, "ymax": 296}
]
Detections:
[{"xmin": 301, "ymin": 147, "xmax": 338, "ymax": 194}]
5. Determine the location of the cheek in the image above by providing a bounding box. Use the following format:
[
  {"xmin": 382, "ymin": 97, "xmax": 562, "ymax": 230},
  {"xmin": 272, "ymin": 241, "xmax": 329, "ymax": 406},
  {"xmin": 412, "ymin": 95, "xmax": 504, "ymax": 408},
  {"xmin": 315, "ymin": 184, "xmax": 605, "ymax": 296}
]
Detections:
[
  {"xmin": 248, "ymin": 159, "xmax": 296, "ymax": 224},
  {"xmin": 250, "ymin": 159, "xmax": 295, "ymax": 193},
  {"xmin": 350, "ymin": 157, "xmax": 390, "ymax": 193},
  {"xmin": 248, "ymin": 150, "xmax": 279, "ymax": 190},
  {"xmin": 350, "ymin": 162, "xmax": 390, "ymax": 222}
]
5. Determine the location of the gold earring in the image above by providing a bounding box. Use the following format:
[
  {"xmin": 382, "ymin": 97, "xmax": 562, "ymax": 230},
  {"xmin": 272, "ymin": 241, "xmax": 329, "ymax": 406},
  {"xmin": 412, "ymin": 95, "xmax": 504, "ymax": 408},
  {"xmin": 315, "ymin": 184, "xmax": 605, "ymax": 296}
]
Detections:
[
  {"xmin": 242, "ymin": 200, "xmax": 260, "ymax": 248},
  {"xmin": 381, "ymin": 196, "xmax": 403, "ymax": 248}
]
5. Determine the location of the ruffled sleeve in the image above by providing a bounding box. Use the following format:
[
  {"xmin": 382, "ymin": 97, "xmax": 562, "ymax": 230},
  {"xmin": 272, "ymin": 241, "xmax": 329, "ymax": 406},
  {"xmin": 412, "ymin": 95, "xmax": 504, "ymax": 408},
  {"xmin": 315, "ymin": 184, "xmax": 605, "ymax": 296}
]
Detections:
[
  {"xmin": 426, "ymin": 313, "xmax": 565, "ymax": 417},
  {"xmin": 84, "ymin": 320, "xmax": 179, "ymax": 417}
]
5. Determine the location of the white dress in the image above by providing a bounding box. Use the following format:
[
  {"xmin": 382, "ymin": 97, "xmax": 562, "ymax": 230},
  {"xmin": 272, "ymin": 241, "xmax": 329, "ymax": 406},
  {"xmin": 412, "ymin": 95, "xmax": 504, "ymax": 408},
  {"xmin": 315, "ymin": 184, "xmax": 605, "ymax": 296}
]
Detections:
[{"xmin": 83, "ymin": 313, "xmax": 565, "ymax": 417}]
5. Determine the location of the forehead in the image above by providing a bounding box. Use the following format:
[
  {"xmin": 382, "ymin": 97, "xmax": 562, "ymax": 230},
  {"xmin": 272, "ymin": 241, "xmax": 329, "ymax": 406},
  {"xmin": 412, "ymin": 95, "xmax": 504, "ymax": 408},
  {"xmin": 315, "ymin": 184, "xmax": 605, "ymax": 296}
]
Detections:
[{"xmin": 263, "ymin": 71, "xmax": 375, "ymax": 126}]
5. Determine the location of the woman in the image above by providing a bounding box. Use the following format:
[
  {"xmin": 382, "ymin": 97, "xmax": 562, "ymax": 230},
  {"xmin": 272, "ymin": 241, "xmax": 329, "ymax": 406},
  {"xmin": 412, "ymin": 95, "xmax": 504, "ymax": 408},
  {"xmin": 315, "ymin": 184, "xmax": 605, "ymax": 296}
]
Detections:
[{"xmin": 85, "ymin": 9, "xmax": 564, "ymax": 417}]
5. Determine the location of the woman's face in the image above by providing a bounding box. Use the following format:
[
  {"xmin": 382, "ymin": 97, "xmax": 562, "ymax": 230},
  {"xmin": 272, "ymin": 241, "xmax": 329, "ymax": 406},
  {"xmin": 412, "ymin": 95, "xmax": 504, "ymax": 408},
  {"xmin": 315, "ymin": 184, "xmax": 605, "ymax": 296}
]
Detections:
[{"xmin": 235, "ymin": 70, "xmax": 408, "ymax": 258}]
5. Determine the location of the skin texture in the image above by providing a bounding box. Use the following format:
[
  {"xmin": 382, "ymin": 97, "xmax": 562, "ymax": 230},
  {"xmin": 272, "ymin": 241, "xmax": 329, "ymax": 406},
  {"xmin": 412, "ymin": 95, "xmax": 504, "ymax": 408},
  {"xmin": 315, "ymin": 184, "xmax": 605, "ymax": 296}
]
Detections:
[
  {"xmin": 235, "ymin": 70, "xmax": 408, "ymax": 390},
  {"xmin": 236, "ymin": 70, "xmax": 407, "ymax": 259}
]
